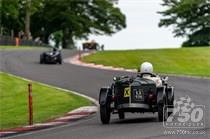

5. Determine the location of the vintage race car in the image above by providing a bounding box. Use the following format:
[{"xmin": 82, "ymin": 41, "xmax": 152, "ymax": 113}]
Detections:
[
  {"xmin": 40, "ymin": 48, "xmax": 62, "ymax": 64},
  {"xmin": 99, "ymin": 72, "xmax": 174, "ymax": 124},
  {"xmin": 82, "ymin": 40, "xmax": 99, "ymax": 51}
]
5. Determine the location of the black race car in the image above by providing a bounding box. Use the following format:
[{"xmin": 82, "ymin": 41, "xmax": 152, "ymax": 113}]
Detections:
[
  {"xmin": 99, "ymin": 72, "xmax": 174, "ymax": 124},
  {"xmin": 40, "ymin": 48, "xmax": 62, "ymax": 64}
]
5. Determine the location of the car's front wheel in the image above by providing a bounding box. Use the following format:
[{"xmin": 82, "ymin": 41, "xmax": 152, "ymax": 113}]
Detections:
[{"xmin": 100, "ymin": 104, "xmax": 111, "ymax": 124}]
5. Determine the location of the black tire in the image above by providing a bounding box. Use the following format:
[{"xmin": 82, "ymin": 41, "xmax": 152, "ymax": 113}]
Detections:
[
  {"xmin": 158, "ymin": 104, "xmax": 164, "ymax": 122},
  {"xmin": 167, "ymin": 105, "xmax": 174, "ymax": 117},
  {"xmin": 58, "ymin": 59, "xmax": 62, "ymax": 64},
  {"xmin": 158, "ymin": 100, "xmax": 168, "ymax": 122},
  {"xmin": 57, "ymin": 55, "xmax": 62, "ymax": 64},
  {"xmin": 167, "ymin": 96, "xmax": 174, "ymax": 117},
  {"xmin": 118, "ymin": 110, "xmax": 125, "ymax": 120},
  {"xmin": 100, "ymin": 104, "xmax": 110, "ymax": 124},
  {"xmin": 40, "ymin": 57, "xmax": 44, "ymax": 64},
  {"xmin": 168, "ymin": 90, "xmax": 174, "ymax": 116}
]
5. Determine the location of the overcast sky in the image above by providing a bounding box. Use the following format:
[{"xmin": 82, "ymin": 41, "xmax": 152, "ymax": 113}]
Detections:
[{"xmin": 77, "ymin": 0, "xmax": 185, "ymax": 50}]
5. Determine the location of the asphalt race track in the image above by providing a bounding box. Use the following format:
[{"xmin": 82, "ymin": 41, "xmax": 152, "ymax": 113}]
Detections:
[{"xmin": 0, "ymin": 49, "xmax": 209, "ymax": 139}]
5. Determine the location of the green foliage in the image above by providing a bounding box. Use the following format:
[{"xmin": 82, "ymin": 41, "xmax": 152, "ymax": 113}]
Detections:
[
  {"xmin": 0, "ymin": 0, "xmax": 43, "ymax": 36},
  {"xmin": 1, "ymin": 0, "xmax": 20, "ymax": 34},
  {"xmin": 0, "ymin": 0, "xmax": 126, "ymax": 48},
  {"xmin": 159, "ymin": 0, "xmax": 210, "ymax": 47},
  {"xmin": 31, "ymin": 0, "xmax": 126, "ymax": 48},
  {"xmin": 52, "ymin": 31, "xmax": 63, "ymax": 48}
]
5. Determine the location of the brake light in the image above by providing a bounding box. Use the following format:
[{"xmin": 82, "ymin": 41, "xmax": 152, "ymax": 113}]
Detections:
[
  {"xmin": 148, "ymin": 94, "xmax": 156, "ymax": 103},
  {"xmin": 112, "ymin": 96, "xmax": 116, "ymax": 101}
]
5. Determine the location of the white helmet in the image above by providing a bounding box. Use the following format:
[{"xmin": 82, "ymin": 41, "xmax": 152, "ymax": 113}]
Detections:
[{"xmin": 140, "ymin": 62, "xmax": 153, "ymax": 73}]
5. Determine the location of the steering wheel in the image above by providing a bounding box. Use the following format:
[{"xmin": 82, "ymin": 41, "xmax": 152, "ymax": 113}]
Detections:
[{"xmin": 138, "ymin": 72, "xmax": 157, "ymax": 78}]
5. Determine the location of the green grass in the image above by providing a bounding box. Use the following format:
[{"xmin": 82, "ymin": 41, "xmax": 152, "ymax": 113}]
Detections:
[
  {"xmin": 82, "ymin": 47, "xmax": 210, "ymax": 77},
  {"xmin": 0, "ymin": 72, "xmax": 91, "ymax": 129},
  {"xmin": 0, "ymin": 45, "xmax": 46, "ymax": 49}
]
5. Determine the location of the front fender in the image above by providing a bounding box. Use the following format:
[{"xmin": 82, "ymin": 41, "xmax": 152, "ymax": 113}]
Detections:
[{"xmin": 99, "ymin": 87, "xmax": 112, "ymax": 106}]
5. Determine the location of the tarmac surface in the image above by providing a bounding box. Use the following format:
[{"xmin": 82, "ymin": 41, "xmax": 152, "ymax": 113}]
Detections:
[{"xmin": 0, "ymin": 49, "xmax": 209, "ymax": 139}]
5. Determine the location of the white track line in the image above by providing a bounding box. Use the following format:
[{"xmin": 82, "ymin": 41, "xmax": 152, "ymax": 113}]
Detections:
[{"xmin": 0, "ymin": 72, "xmax": 98, "ymax": 137}]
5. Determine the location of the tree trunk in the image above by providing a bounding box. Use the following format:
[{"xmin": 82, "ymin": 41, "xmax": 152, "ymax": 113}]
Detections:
[
  {"xmin": 43, "ymin": 33, "xmax": 49, "ymax": 44},
  {"xmin": 25, "ymin": 0, "xmax": 31, "ymax": 40},
  {"xmin": 11, "ymin": 30, "xmax": 14, "ymax": 38},
  {"xmin": 0, "ymin": 27, "xmax": 2, "ymax": 35},
  {"xmin": 62, "ymin": 28, "xmax": 74, "ymax": 49}
]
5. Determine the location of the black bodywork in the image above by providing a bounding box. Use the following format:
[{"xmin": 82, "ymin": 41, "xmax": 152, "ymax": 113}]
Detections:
[
  {"xmin": 99, "ymin": 73, "xmax": 174, "ymax": 124},
  {"xmin": 40, "ymin": 48, "xmax": 62, "ymax": 64}
]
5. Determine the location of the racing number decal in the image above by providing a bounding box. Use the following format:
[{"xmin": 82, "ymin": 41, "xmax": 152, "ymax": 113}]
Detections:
[{"xmin": 124, "ymin": 87, "xmax": 130, "ymax": 97}]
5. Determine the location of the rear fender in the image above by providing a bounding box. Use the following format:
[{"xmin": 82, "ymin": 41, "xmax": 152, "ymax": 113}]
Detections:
[
  {"xmin": 99, "ymin": 87, "xmax": 112, "ymax": 106},
  {"xmin": 157, "ymin": 86, "xmax": 166, "ymax": 104}
]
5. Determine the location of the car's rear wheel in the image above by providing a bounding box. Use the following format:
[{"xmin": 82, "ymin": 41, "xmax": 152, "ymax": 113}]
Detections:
[
  {"xmin": 158, "ymin": 104, "xmax": 164, "ymax": 121},
  {"xmin": 57, "ymin": 55, "xmax": 62, "ymax": 64},
  {"xmin": 158, "ymin": 99, "xmax": 168, "ymax": 122},
  {"xmin": 167, "ymin": 88, "xmax": 174, "ymax": 116},
  {"xmin": 118, "ymin": 110, "xmax": 125, "ymax": 119},
  {"xmin": 40, "ymin": 57, "xmax": 44, "ymax": 64},
  {"xmin": 58, "ymin": 59, "xmax": 62, "ymax": 64},
  {"xmin": 167, "ymin": 96, "xmax": 174, "ymax": 117}
]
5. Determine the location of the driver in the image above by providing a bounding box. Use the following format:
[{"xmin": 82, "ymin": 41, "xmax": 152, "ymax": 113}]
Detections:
[{"xmin": 140, "ymin": 62, "xmax": 162, "ymax": 87}]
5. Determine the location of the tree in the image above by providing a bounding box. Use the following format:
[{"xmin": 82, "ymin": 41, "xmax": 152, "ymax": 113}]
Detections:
[
  {"xmin": 1, "ymin": 0, "xmax": 126, "ymax": 48},
  {"xmin": 0, "ymin": 0, "xmax": 20, "ymax": 36},
  {"xmin": 19, "ymin": 0, "xmax": 43, "ymax": 39},
  {"xmin": 24, "ymin": 0, "xmax": 31, "ymax": 40},
  {"xmin": 0, "ymin": 0, "xmax": 42, "ymax": 38},
  {"xmin": 31, "ymin": 0, "xmax": 126, "ymax": 48},
  {"xmin": 158, "ymin": 0, "xmax": 210, "ymax": 47},
  {"xmin": 52, "ymin": 30, "xmax": 63, "ymax": 48}
]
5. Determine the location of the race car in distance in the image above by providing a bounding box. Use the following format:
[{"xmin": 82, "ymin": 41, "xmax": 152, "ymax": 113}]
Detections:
[
  {"xmin": 82, "ymin": 40, "xmax": 99, "ymax": 51},
  {"xmin": 99, "ymin": 62, "xmax": 174, "ymax": 124},
  {"xmin": 40, "ymin": 48, "xmax": 62, "ymax": 64}
]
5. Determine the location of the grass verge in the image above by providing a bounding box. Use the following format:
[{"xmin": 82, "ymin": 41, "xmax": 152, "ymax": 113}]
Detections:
[
  {"xmin": 82, "ymin": 47, "xmax": 210, "ymax": 77},
  {"xmin": 0, "ymin": 72, "xmax": 91, "ymax": 129},
  {"xmin": 0, "ymin": 45, "xmax": 45, "ymax": 49}
]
